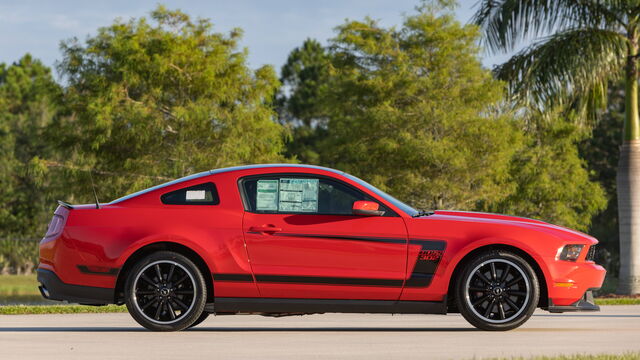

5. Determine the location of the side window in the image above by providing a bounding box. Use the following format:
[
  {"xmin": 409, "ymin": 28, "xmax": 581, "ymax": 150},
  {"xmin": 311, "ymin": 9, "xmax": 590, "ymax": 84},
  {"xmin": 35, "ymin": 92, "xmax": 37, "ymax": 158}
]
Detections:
[
  {"xmin": 318, "ymin": 179, "xmax": 363, "ymax": 215},
  {"xmin": 161, "ymin": 182, "xmax": 219, "ymax": 205},
  {"xmin": 242, "ymin": 176, "xmax": 387, "ymax": 215}
]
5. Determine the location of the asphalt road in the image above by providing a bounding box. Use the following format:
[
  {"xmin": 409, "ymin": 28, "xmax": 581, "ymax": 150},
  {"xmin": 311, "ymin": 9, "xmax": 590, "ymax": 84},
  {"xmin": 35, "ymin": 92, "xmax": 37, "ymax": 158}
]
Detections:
[{"xmin": 1, "ymin": 306, "xmax": 639, "ymax": 360}]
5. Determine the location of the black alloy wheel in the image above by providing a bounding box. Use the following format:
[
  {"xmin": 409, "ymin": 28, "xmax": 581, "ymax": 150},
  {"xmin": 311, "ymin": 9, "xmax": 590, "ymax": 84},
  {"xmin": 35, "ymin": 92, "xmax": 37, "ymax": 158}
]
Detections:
[
  {"xmin": 455, "ymin": 250, "xmax": 539, "ymax": 331},
  {"xmin": 125, "ymin": 251, "xmax": 207, "ymax": 331}
]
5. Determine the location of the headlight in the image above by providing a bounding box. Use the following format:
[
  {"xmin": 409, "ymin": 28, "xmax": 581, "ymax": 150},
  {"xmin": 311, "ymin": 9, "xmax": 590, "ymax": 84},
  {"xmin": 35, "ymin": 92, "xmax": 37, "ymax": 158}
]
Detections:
[{"xmin": 557, "ymin": 244, "xmax": 584, "ymax": 261}]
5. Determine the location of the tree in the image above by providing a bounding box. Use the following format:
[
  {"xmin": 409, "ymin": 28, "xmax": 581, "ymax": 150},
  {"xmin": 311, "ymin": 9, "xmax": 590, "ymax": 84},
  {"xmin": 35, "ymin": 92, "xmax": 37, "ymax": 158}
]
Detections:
[
  {"xmin": 278, "ymin": 2, "xmax": 605, "ymax": 231},
  {"xmin": 53, "ymin": 6, "xmax": 288, "ymax": 203},
  {"xmin": 474, "ymin": 0, "xmax": 640, "ymax": 294},
  {"xmin": 319, "ymin": 8, "xmax": 522, "ymax": 211},
  {"xmin": 579, "ymin": 82, "xmax": 626, "ymax": 275},
  {"xmin": 277, "ymin": 38, "xmax": 331, "ymax": 163},
  {"xmin": 487, "ymin": 113, "xmax": 606, "ymax": 232},
  {"xmin": 0, "ymin": 54, "xmax": 62, "ymax": 239}
]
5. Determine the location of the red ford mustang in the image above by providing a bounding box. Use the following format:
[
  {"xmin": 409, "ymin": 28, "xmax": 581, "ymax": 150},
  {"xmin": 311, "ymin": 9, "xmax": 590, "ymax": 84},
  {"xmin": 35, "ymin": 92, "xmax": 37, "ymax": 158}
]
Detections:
[{"xmin": 38, "ymin": 164, "xmax": 606, "ymax": 331}]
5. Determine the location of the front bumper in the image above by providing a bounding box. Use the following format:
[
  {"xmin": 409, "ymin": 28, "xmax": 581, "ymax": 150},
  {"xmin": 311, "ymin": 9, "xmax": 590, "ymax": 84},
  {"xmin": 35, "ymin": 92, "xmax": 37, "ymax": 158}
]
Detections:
[
  {"xmin": 37, "ymin": 269, "xmax": 114, "ymax": 305},
  {"xmin": 546, "ymin": 260, "xmax": 606, "ymax": 306},
  {"xmin": 546, "ymin": 290, "xmax": 599, "ymax": 313}
]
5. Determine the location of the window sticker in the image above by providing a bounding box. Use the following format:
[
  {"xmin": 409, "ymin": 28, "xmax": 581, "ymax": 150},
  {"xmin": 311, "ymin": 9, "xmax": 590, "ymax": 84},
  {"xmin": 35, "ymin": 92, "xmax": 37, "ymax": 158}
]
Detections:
[
  {"xmin": 185, "ymin": 190, "xmax": 206, "ymax": 201},
  {"xmin": 278, "ymin": 178, "xmax": 318, "ymax": 213},
  {"xmin": 256, "ymin": 179, "xmax": 279, "ymax": 210}
]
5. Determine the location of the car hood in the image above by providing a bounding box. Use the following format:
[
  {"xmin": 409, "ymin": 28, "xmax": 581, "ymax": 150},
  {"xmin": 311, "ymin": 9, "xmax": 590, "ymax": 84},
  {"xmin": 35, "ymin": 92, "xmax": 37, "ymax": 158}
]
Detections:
[{"xmin": 420, "ymin": 210, "xmax": 597, "ymax": 243}]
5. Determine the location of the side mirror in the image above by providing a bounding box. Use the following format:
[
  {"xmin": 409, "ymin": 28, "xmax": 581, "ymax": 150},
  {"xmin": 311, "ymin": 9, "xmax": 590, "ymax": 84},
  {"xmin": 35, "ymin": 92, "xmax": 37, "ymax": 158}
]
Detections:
[{"xmin": 352, "ymin": 201, "xmax": 385, "ymax": 216}]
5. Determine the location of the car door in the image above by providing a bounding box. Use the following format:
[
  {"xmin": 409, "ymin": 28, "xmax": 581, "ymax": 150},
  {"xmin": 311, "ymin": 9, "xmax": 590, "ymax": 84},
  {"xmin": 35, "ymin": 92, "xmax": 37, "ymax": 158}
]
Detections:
[{"xmin": 240, "ymin": 174, "xmax": 408, "ymax": 300}]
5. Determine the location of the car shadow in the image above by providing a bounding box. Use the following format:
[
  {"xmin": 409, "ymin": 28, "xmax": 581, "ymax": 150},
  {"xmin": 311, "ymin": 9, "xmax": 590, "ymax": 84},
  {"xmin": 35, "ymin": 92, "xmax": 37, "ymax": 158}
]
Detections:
[
  {"xmin": 189, "ymin": 327, "xmax": 478, "ymax": 332},
  {"xmin": 533, "ymin": 314, "xmax": 640, "ymax": 318},
  {"xmin": 0, "ymin": 327, "xmax": 146, "ymax": 332},
  {"xmin": 0, "ymin": 326, "xmax": 478, "ymax": 333}
]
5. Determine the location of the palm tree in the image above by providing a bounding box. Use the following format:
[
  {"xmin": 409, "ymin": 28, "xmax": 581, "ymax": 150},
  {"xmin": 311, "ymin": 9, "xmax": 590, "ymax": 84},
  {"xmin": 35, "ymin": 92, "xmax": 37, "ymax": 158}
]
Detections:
[{"xmin": 473, "ymin": 1, "xmax": 640, "ymax": 294}]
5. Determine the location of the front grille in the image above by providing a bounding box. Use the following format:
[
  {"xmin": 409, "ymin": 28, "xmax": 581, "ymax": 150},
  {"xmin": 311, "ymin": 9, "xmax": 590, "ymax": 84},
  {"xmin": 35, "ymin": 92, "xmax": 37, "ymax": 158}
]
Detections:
[{"xmin": 586, "ymin": 245, "xmax": 597, "ymax": 261}]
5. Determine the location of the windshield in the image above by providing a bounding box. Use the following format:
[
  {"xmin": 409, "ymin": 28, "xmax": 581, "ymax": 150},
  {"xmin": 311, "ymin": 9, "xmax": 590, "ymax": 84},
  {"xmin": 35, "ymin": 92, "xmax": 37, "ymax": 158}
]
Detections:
[{"xmin": 341, "ymin": 172, "xmax": 419, "ymax": 216}]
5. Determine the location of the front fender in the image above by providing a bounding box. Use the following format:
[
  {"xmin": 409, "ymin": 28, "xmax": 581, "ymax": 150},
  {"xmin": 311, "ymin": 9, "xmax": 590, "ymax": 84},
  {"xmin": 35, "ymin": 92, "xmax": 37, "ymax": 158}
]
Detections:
[{"xmin": 440, "ymin": 237, "xmax": 555, "ymax": 296}]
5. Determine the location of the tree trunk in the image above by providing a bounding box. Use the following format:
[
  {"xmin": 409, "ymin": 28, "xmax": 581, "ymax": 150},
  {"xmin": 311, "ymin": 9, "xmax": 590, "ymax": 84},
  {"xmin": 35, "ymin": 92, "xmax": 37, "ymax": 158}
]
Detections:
[
  {"xmin": 618, "ymin": 141, "xmax": 640, "ymax": 294},
  {"xmin": 617, "ymin": 38, "xmax": 640, "ymax": 295}
]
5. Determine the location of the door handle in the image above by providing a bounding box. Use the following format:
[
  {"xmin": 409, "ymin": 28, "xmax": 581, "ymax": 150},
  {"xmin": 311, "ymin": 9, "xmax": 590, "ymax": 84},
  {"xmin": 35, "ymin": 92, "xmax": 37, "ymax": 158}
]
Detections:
[{"xmin": 249, "ymin": 226, "xmax": 282, "ymax": 234}]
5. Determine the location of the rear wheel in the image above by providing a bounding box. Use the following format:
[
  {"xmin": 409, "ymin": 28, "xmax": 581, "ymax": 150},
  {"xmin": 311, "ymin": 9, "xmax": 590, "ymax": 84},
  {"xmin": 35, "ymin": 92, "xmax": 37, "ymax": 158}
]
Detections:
[
  {"xmin": 125, "ymin": 251, "xmax": 207, "ymax": 331},
  {"xmin": 455, "ymin": 250, "xmax": 539, "ymax": 331}
]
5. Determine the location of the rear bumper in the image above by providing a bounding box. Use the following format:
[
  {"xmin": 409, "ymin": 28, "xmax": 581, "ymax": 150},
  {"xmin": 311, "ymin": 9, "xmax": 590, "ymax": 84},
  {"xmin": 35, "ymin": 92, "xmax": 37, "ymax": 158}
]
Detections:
[
  {"xmin": 37, "ymin": 269, "xmax": 114, "ymax": 305},
  {"xmin": 546, "ymin": 290, "xmax": 599, "ymax": 313}
]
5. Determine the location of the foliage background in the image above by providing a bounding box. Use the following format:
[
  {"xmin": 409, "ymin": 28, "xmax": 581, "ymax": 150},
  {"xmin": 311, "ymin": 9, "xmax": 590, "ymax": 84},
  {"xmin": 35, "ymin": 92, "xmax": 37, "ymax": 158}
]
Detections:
[{"xmin": 0, "ymin": 3, "xmax": 614, "ymax": 275}]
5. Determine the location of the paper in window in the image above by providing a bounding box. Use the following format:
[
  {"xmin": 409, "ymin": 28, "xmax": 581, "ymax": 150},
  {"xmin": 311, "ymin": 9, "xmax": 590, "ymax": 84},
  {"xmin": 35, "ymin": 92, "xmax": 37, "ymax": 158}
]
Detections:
[
  {"xmin": 278, "ymin": 178, "xmax": 318, "ymax": 212},
  {"xmin": 256, "ymin": 180, "xmax": 279, "ymax": 210},
  {"xmin": 185, "ymin": 190, "xmax": 206, "ymax": 200}
]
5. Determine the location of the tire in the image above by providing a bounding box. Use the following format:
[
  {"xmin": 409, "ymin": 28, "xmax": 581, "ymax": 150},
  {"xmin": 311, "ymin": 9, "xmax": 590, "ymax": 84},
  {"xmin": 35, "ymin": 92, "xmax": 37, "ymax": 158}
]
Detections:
[
  {"xmin": 124, "ymin": 251, "xmax": 207, "ymax": 331},
  {"xmin": 455, "ymin": 250, "xmax": 539, "ymax": 331},
  {"xmin": 187, "ymin": 312, "xmax": 210, "ymax": 329}
]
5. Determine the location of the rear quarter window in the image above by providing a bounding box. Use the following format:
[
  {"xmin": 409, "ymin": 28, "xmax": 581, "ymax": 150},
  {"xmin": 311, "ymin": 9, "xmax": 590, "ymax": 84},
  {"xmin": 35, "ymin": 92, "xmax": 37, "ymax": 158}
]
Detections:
[{"xmin": 161, "ymin": 182, "xmax": 219, "ymax": 205}]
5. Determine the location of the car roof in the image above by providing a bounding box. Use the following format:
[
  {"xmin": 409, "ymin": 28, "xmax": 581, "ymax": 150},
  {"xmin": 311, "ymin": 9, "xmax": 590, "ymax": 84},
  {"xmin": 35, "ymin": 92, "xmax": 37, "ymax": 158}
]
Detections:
[
  {"xmin": 109, "ymin": 164, "xmax": 344, "ymax": 204},
  {"xmin": 210, "ymin": 163, "xmax": 344, "ymax": 175}
]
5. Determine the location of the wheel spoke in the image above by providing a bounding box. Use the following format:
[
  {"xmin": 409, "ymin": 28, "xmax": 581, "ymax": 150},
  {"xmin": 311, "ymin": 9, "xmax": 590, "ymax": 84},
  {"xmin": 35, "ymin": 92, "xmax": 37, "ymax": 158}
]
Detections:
[
  {"xmin": 504, "ymin": 296, "xmax": 521, "ymax": 311},
  {"xmin": 154, "ymin": 300, "xmax": 164, "ymax": 320},
  {"xmin": 469, "ymin": 286, "xmax": 487, "ymax": 292},
  {"xmin": 174, "ymin": 274, "xmax": 189, "ymax": 286},
  {"xmin": 484, "ymin": 298, "xmax": 496, "ymax": 318},
  {"xmin": 141, "ymin": 299, "xmax": 158, "ymax": 311},
  {"xmin": 475, "ymin": 270, "xmax": 492, "ymax": 285},
  {"xmin": 508, "ymin": 290, "xmax": 527, "ymax": 296},
  {"xmin": 155, "ymin": 264, "xmax": 163, "ymax": 282},
  {"xmin": 174, "ymin": 289, "xmax": 194, "ymax": 295},
  {"xmin": 140, "ymin": 274, "xmax": 159, "ymax": 288},
  {"xmin": 500, "ymin": 264, "xmax": 511, "ymax": 283},
  {"xmin": 506, "ymin": 275, "xmax": 523, "ymax": 287},
  {"xmin": 136, "ymin": 290, "xmax": 155, "ymax": 295},
  {"xmin": 172, "ymin": 296, "xmax": 190, "ymax": 310},
  {"xmin": 498, "ymin": 300, "xmax": 506, "ymax": 320},
  {"xmin": 473, "ymin": 294, "xmax": 491, "ymax": 307},
  {"xmin": 167, "ymin": 264, "xmax": 175, "ymax": 283},
  {"xmin": 490, "ymin": 262, "xmax": 497, "ymax": 281},
  {"xmin": 166, "ymin": 301, "xmax": 177, "ymax": 320}
]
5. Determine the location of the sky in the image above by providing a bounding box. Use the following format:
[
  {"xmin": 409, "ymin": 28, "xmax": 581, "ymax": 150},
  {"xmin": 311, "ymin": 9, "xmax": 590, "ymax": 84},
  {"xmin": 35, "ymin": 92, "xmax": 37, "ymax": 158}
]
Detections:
[{"xmin": 0, "ymin": 0, "xmax": 510, "ymax": 77}]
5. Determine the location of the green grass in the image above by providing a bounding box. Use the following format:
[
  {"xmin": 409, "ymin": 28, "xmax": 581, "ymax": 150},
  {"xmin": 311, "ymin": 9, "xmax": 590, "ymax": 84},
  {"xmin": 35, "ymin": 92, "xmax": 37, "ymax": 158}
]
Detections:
[
  {"xmin": 595, "ymin": 298, "xmax": 640, "ymax": 305},
  {"xmin": 0, "ymin": 304, "xmax": 127, "ymax": 315},
  {"xmin": 0, "ymin": 274, "xmax": 40, "ymax": 295}
]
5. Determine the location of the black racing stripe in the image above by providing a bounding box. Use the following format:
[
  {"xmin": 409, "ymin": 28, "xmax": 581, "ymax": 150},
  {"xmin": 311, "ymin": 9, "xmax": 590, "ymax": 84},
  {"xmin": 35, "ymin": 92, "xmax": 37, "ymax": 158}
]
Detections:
[
  {"xmin": 77, "ymin": 265, "xmax": 119, "ymax": 276},
  {"xmin": 404, "ymin": 273, "xmax": 434, "ymax": 287},
  {"xmin": 213, "ymin": 273, "xmax": 254, "ymax": 282},
  {"xmin": 255, "ymin": 274, "xmax": 404, "ymax": 287},
  {"xmin": 276, "ymin": 233, "xmax": 407, "ymax": 244},
  {"xmin": 409, "ymin": 239, "xmax": 446, "ymax": 250},
  {"xmin": 213, "ymin": 238, "xmax": 447, "ymax": 288}
]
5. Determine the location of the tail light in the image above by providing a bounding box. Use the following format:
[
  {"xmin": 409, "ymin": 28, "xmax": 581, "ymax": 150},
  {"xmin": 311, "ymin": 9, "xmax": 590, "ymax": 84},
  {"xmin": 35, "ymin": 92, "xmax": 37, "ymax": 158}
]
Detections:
[{"xmin": 43, "ymin": 206, "xmax": 70, "ymax": 240}]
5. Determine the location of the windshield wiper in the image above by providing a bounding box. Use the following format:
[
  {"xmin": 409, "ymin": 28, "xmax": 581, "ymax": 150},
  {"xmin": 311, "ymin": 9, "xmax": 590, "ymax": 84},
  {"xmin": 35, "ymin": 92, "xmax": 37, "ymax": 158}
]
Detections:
[{"xmin": 413, "ymin": 210, "xmax": 435, "ymax": 217}]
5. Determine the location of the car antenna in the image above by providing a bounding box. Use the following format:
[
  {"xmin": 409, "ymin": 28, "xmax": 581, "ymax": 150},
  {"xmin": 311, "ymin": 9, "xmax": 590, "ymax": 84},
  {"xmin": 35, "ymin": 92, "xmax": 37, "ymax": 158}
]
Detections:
[{"xmin": 89, "ymin": 169, "xmax": 100, "ymax": 209}]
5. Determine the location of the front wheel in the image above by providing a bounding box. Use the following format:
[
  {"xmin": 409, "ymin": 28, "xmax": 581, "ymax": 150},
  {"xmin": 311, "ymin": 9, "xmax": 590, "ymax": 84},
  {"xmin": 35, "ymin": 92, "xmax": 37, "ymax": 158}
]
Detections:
[
  {"xmin": 124, "ymin": 251, "xmax": 207, "ymax": 331},
  {"xmin": 455, "ymin": 250, "xmax": 539, "ymax": 331}
]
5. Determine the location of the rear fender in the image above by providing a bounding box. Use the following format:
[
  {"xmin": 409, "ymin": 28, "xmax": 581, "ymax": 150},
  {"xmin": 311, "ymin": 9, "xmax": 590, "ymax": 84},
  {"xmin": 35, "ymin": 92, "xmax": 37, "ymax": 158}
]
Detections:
[{"xmin": 117, "ymin": 234, "xmax": 215, "ymax": 273}]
